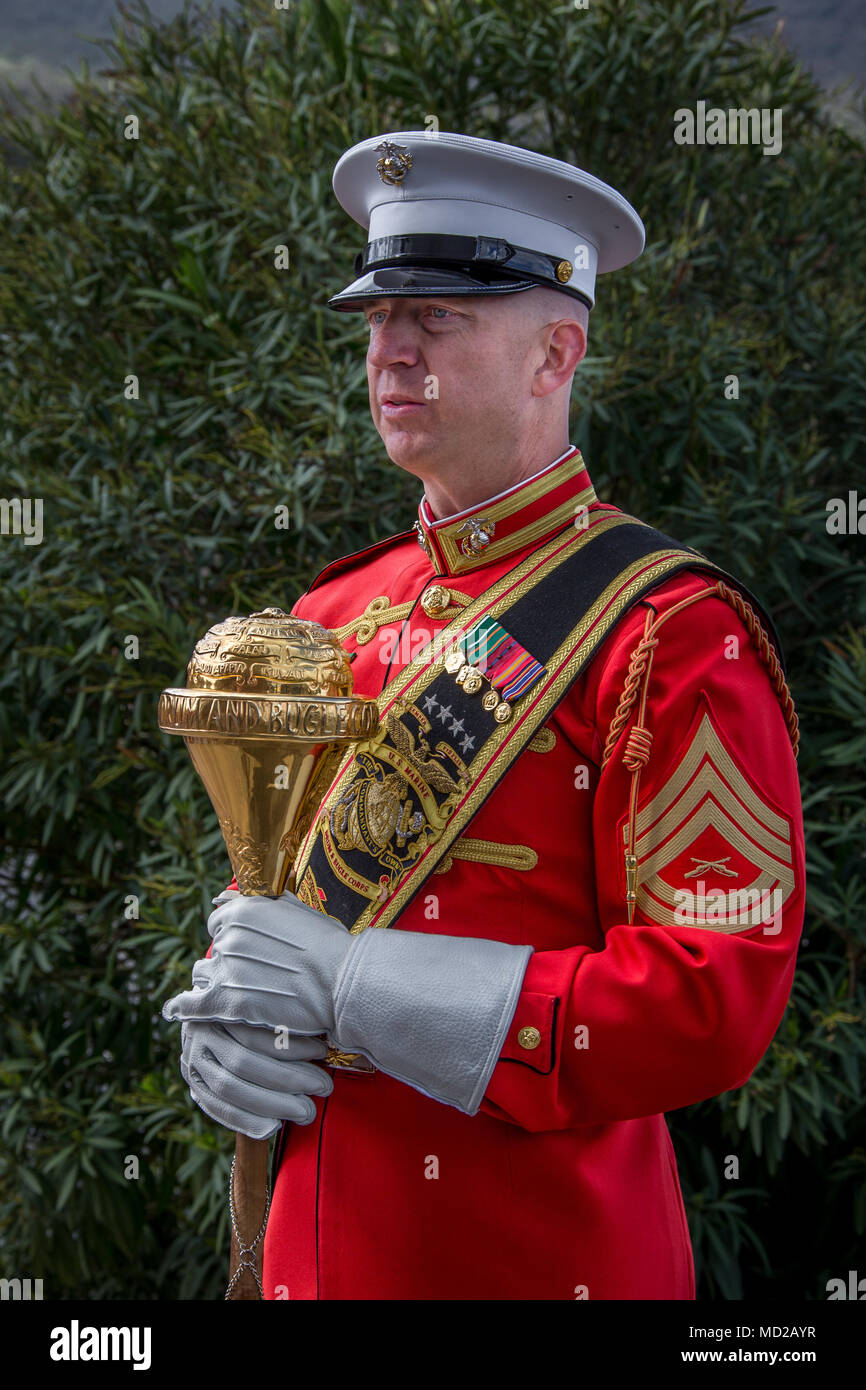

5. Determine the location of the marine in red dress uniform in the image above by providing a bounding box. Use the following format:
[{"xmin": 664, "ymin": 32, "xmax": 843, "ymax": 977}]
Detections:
[
  {"xmin": 163, "ymin": 131, "xmax": 803, "ymax": 1300},
  {"xmin": 254, "ymin": 443, "xmax": 803, "ymax": 1300}
]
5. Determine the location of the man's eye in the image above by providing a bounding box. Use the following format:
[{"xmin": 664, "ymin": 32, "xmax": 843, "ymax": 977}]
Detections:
[{"xmin": 365, "ymin": 306, "xmax": 454, "ymax": 328}]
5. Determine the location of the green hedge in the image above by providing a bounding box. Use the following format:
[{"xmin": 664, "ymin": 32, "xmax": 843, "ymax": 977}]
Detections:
[{"xmin": 0, "ymin": 0, "xmax": 864, "ymax": 1299}]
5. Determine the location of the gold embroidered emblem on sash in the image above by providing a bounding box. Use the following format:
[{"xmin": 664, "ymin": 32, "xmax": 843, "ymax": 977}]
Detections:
[{"xmin": 320, "ymin": 701, "xmax": 470, "ymax": 903}]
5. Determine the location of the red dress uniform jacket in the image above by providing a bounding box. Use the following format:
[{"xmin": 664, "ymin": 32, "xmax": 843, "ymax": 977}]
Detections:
[{"xmin": 257, "ymin": 445, "xmax": 804, "ymax": 1300}]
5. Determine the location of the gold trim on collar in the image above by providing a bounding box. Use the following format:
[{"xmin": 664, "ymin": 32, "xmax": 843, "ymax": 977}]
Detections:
[
  {"xmin": 418, "ymin": 449, "xmax": 597, "ymax": 575},
  {"xmin": 435, "ymin": 486, "xmax": 597, "ymax": 574}
]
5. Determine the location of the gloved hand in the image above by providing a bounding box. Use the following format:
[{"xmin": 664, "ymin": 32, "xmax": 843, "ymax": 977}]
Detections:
[
  {"xmin": 179, "ymin": 1018, "xmax": 333, "ymax": 1140},
  {"xmin": 162, "ymin": 890, "xmax": 353, "ymax": 1038},
  {"xmin": 163, "ymin": 889, "xmax": 534, "ymax": 1116}
]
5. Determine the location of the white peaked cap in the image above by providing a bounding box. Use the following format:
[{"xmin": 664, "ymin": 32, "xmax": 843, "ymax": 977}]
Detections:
[{"xmin": 327, "ymin": 130, "xmax": 645, "ymax": 312}]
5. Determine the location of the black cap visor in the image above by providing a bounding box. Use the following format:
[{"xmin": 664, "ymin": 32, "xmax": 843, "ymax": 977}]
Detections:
[{"xmin": 327, "ymin": 264, "xmax": 540, "ymax": 311}]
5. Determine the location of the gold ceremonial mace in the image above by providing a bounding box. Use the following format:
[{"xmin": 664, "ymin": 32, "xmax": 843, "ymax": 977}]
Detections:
[{"xmin": 158, "ymin": 608, "xmax": 379, "ymax": 1299}]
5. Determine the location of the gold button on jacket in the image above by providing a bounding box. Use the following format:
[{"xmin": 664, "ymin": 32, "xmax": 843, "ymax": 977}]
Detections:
[{"xmin": 420, "ymin": 584, "xmax": 451, "ymax": 618}]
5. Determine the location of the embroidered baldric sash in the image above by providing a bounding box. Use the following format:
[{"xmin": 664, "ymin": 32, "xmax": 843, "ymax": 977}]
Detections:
[{"xmin": 292, "ymin": 510, "xmax": 784, "ymax": 941}]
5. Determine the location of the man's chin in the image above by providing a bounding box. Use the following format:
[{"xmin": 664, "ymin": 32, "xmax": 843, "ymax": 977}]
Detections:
[{"xmin": 378, "ymin": 423, "xmax": 439, "ymax": 474}]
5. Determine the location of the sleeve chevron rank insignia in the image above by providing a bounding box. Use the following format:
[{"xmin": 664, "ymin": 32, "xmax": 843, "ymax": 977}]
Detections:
[{"xmin": 623, "ymin": 707, "xmax": 796, "ymax": 933}]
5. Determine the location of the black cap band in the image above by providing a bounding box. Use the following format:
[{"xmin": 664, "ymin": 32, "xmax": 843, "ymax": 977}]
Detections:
[
  {"xmin": 357, "ymin": 231, "xmax": 554, "ymax": 276},
  {"xmin": 327, "ymin": 232, "xmax": 592, "ymax": 311}
]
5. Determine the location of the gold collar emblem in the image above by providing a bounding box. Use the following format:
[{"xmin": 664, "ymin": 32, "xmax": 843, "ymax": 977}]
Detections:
[
  {"xmin": 456, "ymin": 515, "xmax": 495, "ymax": 557},
  {"xmin": 413, "ymin": 518, "xmax": 434, "ymax": 562},
  {"xmin": 413, "ymin": 448, "xmax": 596, "ymax": 576}
]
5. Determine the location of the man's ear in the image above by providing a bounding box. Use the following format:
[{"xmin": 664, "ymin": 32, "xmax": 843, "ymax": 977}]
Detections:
[{"xmin": 533, "ymin": 319, "xmax": 587, "ymax": 397}]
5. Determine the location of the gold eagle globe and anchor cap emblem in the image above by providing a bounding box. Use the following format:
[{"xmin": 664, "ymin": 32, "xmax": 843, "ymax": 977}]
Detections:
[{"xmin": 375, "ymin": 140, "xmax": 414, "ymax": 185}]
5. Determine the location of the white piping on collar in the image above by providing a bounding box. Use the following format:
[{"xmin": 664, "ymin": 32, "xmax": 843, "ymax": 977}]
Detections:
[{"xmin": 419, "ymin": 444, "xmax": 578, "ymax": 527}]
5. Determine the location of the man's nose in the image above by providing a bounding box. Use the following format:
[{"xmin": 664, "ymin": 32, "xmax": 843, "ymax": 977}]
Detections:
[{"xmin": 366, "ymin": 315, "xmax": 422, "ymax": 369}]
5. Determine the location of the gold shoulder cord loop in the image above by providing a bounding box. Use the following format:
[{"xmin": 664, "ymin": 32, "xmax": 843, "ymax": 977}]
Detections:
[
  {"xmin": 714, "ymin": 580, "xmax": 800, "ymax": 757},
  {"xmin": 600, "ymin": 581, "xmax": 799, "ymax": 925},
  {"xmin": 608, "ymin": 605, "xmax": 660, "ymax": 923}
]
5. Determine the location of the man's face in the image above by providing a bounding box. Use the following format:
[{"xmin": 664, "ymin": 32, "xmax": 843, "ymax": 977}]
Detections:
[{"xmin": 363, "ymin": 294, "xmax": 536, "ymax": 480}]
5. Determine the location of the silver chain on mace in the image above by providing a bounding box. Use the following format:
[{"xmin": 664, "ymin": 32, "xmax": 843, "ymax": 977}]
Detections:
[{"xmin": 224, "ymin": 1152, "xmax": 271, "ymax": 1300}]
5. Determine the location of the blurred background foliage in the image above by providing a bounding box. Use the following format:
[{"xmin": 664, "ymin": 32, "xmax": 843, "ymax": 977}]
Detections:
[{"xmin": 0, "ymin": 0, "xmax": 864, "ymax": 1300}]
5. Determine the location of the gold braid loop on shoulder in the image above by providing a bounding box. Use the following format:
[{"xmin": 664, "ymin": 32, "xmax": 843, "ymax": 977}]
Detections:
[
  {"xmin": 713, "ymin": 580, "xmax": 800, "ymax": 758},
  {"xmin": 622, "ymin": 725, "xmax": 653, "ymax": 772},
  {"xmin": 600, "ymin": 616, "xmax": 659, "ymax": 771},
  {"xmin": 600, "ymin": 581, "xmax": 799, "ymax": 773},
  {"xmin": 600, "ymin": 579, "xmax": 798, "ymax": 924}
]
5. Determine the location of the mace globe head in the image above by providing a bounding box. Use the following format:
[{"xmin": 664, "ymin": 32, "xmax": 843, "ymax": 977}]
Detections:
[
  {"xmin": 158, "ymin": 608, "xmax": 378, "ymax": 900},
  {"xmin": 186, "ymin": 607, "xmax": 354, "ymax": 698}
]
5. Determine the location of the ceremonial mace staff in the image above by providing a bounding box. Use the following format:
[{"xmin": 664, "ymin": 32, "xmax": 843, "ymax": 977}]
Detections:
[{"xmin": 159, "ymin": 608, "xmax": 379, "ymax": 1299}]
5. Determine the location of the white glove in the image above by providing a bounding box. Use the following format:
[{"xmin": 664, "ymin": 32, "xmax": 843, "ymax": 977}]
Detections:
[
  {"xmin": 163, "ymin": 889, "xmax": 533, "ymax": 1115},
  {"xmin": 162, "ymin": 890, "xmax": 352, "ymax": 1038},
  {"xmin": 179, "ymin": 1018, "xmax": 333, "ymax": 1140}
]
